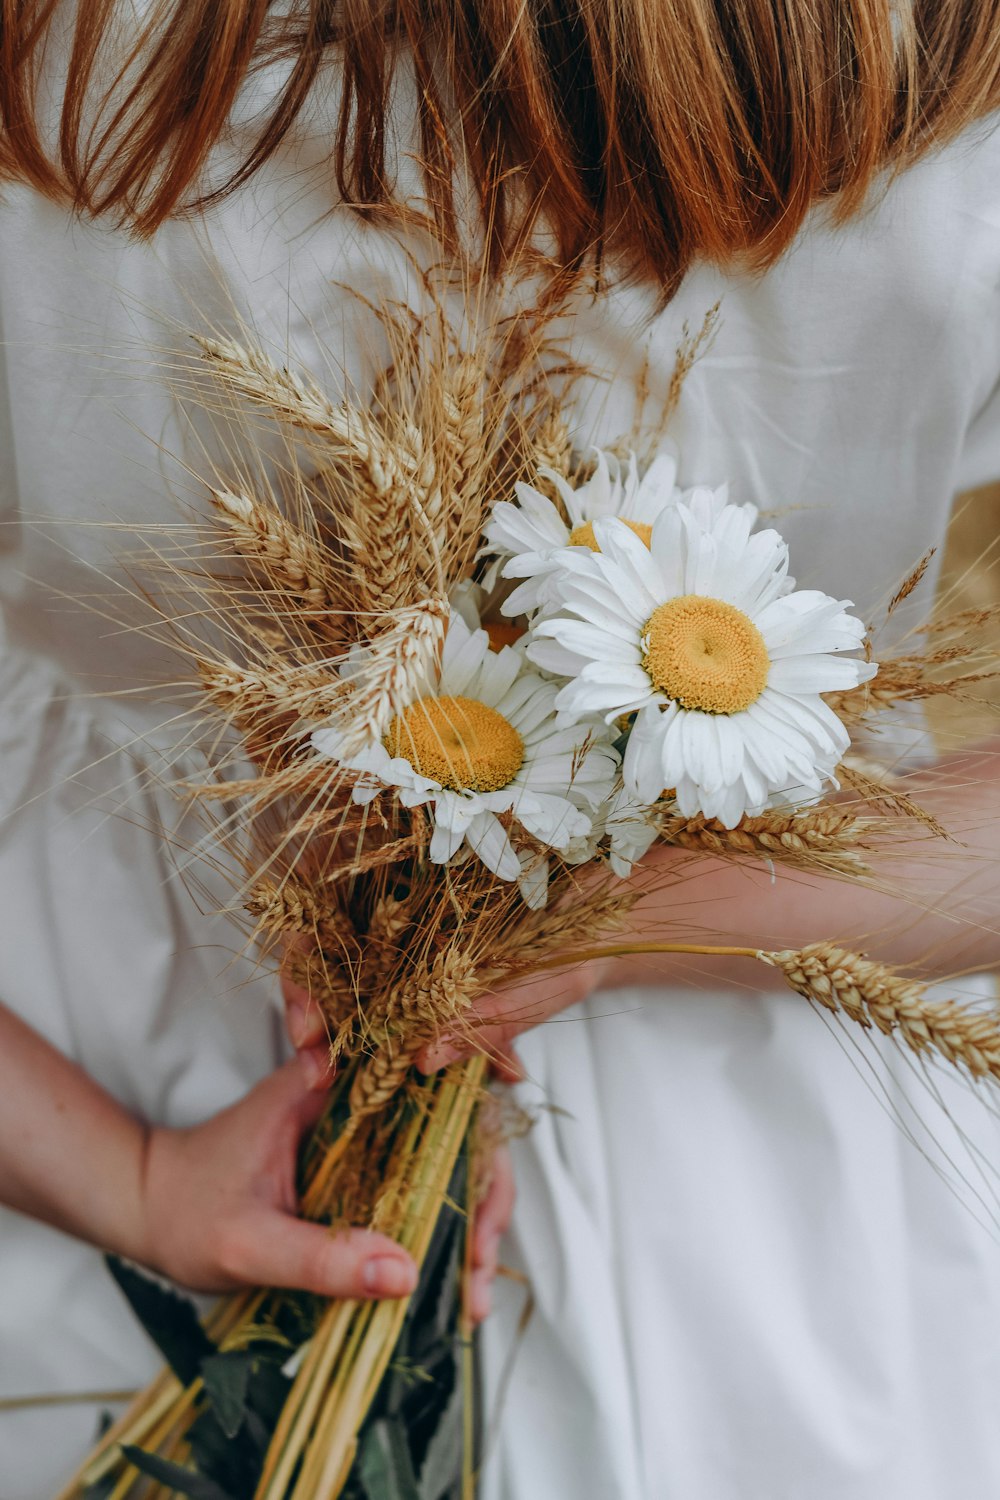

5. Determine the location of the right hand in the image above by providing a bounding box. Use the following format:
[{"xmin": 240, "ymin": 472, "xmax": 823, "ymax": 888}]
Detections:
[
  {"xmin": 280, "ymin": 966, "xmax": 517, "ymax": 1323},
  {"xmin": 138, "ymin": 1055, "xmax": 418, "ymax": 1300}
]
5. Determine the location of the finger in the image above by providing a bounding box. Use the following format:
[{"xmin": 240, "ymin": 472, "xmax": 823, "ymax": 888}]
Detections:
[
  {"xmin": 417, "ymin": 967, "xmax": 592, "ymax": 1072},
  {"xmin": 282, "ymin": 977, "xmax": 328, "ymax": 1051},
  {"xmin": 466, "ymin": 1267, "xmax": 494, "ymax": 1324},
  {"xmin": 489, "ymin": 1046, "xmax": 525, "ymax": 1085},
  {"xmin": 473, "ymin": 1147, "xmax": 515, "ymax": 1265},
  {"xmin": 419, "ymin": 1019, "xmax": 520, "ymax": 1074},
  {"xmin": 244, "ymin": 1056, "xmax": 333, "ymax": 1131},
  {"xmin": 299, "ymin": 1043, "xmax": 335, "ymax": 1092},
  {"xmin": 223, "ymin": 1212, "xmax": 418, "ymax": 1300}
]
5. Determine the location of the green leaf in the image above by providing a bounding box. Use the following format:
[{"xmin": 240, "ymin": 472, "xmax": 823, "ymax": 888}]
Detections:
[
  {"xmin": 200, "ymin": 1351, "xmax": 253, "ymax": 1440},
  {"xmin": 358, "ymin": 1417, "xmax": 421, "ymax": 1500},
  {"xmin": 105, "ymin": 1257, "xmax": 215, "ymax": 1386},
  {"xmin": 187, "ymin": 1405, "xmax": 262, "ymax": 1494},
  {"xmin": 120, "ymin": 1447, "xmax": 236, "ymax": 1500},
  {"xmin": 246, "ymin": 1352, "xmax": 293, "ymax": 1431},
  {"xmin": 417, "ymin": 1379, "xmax": 465, "ymax": 1500}
]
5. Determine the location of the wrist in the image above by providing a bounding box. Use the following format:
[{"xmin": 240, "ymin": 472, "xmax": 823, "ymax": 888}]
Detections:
[{"xmin": 132, "ymin": 1123, "xmax": 188, "ymax": 1281}]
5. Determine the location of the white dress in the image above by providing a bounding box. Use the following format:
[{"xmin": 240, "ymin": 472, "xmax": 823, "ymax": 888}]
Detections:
[{"xmin": 2, "ymin": 75, "xmax": 1000, "ymax": 1496}]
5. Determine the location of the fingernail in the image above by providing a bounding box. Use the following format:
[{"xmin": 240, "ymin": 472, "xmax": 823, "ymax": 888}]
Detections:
[{"xmin": 363, "ymin": 1257, "xmax": 418, "ymax": 1297}]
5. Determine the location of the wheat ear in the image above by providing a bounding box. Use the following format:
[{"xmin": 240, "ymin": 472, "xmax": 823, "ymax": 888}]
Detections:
[
  {"xmin": 210, "ymin": 488, "xmax": 333, "ymax": 610},
  {"xmin": 765, "ymin": 942, "xmax": 1000, "ymax": 1081}
]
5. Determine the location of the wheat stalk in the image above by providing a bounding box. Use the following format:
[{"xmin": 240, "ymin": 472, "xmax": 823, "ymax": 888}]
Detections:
[
  {"xmin": 836, "ymin": 760, "xmax": 947, "ymax": 835},
  {"xmin": 764, "ymin": 942, "xmax": 1000, "ymax": 1081},
  {"xmin": 195, "ymin": 336, "xmax": 356, "ymax": 445}
]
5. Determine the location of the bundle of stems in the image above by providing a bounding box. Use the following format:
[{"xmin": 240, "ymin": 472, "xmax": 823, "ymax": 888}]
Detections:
[
  {"xmin": 63, "ymin": 265, "xmax": 1000, "ymax": 1497},
  {"xmin": 64, "ymin": 1055, "xmax": 486, "ymax": 1499}
]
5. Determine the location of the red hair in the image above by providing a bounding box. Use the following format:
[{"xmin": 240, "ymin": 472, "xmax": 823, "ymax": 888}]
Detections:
[{"xmin": 3, "ymin": 0, "xmax": 1000, "ymax": 290}]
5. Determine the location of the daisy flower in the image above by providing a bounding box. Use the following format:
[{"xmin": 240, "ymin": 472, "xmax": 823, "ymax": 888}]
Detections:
[
  {"xmin": 529, "ymin": 500, "xmax": 876, "ymax": 829},
  {"xmin": 311, "ymin": 615, "xmax": 619, "ymax": 902},
  {"xmin": 482, "ymin": 447, "xmax": 682, "ymax": 617}
]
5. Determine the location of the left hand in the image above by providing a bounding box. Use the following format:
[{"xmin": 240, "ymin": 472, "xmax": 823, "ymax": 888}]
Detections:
[{"xmin": 413, "ymin": 959, "xmax": 610, "ymax": 1073}]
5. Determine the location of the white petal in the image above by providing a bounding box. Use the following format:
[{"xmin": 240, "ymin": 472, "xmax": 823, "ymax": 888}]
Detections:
[
  {"xmin": 501, "ymin": 573, "xmax": 550, "ymax": 616},
  {"xmin": 514, "ymin": 789, "xmax": 591, "ymax": 846},
  {"xmin": 677, "ymin": 711, "xmax": 722, "ymax": 790},
  {"xmin": 766, "ymin": 653, "xmax": 874, "ymax": 695},
  {"xmin": 517, "ymin": 851, "xmax": 550, "ymax": 909},
  {"xmin": 429, "ymin": 818, "xmax": 466, "ymax": 864},
  {"xmin": 624, "ymin": 704, "xmax": 671, "ymax": 801},
  {"xmin": 591, "ymin": 519, "xmax": 670, "ymax": 609},
  {"xmin": 714, "ymin": 779, "xmax": 751, "ymax": 829},
  {"xmin": 630, "ymin": 449, "xmax": 679, "ymax": 523},
  {"xmin": 756, "ymin": 591, "xmax": 867, "ymax": 657},
  {"xmin": 501, "ymin": 678, "xmax": 559, "ymax": 736},
  {"xmin": 546, "ymin": 618, "xmax": 644, "ymax": 666},
  {"xmin": 472, "ymin": 642, "xmax": 524, "ymax": 705},
  {"xmin": 440, "ymin": 619, "xmax": 490, "ymax": 695},
  {"xmin": 525, "ymin": 634, "xmax": 590, "ymax": 678},
  {"xmin": 465, "ymin": 812, "xmax": 520, "ymax": 880},
  {"xmin": 432, "ymin": 790, "xmax": 479, "ymax": 831}
]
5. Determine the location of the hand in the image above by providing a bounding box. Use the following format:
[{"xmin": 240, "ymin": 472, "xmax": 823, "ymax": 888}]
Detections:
[
  {"xmin": 414, "ymin": 959, "xmax": 610, "ymax": 1073},
  {"xmin": 281, "ymin": 967, "xmax": 517, "ymax": 1322},
  {"xmin": 139, "ymin": 1055, "xmax": 418, "ymax": 1300}
]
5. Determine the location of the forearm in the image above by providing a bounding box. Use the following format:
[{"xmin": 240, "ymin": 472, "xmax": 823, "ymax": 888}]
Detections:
[
  {"xmin": 610, "ymin": 739, "xmax": 1000, "ymax": 991},
  {"xmin": 0, "ymin": 1001, "xmax": 149, "ymax": 1260}
]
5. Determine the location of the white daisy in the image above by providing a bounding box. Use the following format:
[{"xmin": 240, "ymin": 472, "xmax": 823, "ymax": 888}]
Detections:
[
  {"xmin": 311, "ymin": 615, "xmax": 619, "ymax": 902},
  {"xmin": 482, "ymin": 447, "xmax": 682, "ymax": 617},
  {"xmin": 449, "ymin": 578, "xmax": 529, "ymax": 655},
  {"xmin": 529, "ymin": 500, "xmax": 876, "ymax": 829}
]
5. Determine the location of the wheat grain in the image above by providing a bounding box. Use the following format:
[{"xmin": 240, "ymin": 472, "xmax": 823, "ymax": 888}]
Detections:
[
  {"xmin": 329, "ymin": 599, "xmax": 449, "ymax": 756},
  {"xmin": 837, "ymin": 761, "xmax": 946, "ymax": 835},
  {"xmin": 348, "ymin": 1039, "xmax": 423, "ymax": 1119},
  {"xmin": 210, "ymin": 487, "xmax": 332, "ymax": 610},
  {"xmin": 661, "ymin": 809, "xmax": 876, "ymax": 871},
  {"xmin": 195, "ymin": 335, "xmax": 355, "ymax": 445},
  {"xmin": 765, "ymin": 942, "xmax": 1000, "ymax": 1081},
  {"xmin": 198, "ymin": 657, "xmax": 347, "ymax": 729},
  {"xmin": 886, "ymin": 549, "xmax": 936, "ymax": 618},
  {"xmin": 245, "ymin": 877, "xmax": 321, "ymax": 934}
]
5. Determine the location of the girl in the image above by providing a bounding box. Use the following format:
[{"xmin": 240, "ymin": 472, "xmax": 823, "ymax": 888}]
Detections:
[{"xmin": 2, "ymin": 4, "xmax": 1000, "ymax": 1496}]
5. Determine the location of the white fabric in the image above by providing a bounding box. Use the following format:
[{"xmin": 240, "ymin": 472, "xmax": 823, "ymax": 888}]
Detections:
[{"xmin": 2, "ymin": 71, "xmax": 1000, "ymax": 1496}]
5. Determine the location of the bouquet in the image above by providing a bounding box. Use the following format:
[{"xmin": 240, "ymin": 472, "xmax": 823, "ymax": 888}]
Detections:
[{"xmin": 65, "ymin": 272, "xmax": 1000, "ymax": 1499}]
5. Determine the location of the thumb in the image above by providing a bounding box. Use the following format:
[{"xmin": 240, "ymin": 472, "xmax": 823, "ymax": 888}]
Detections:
[
  {"xmin": 245, "ymin": 1054, "xmax": 334, "ymax": 1131},
  {"xmin": 230, "ymin": 1211, "xmax": 419, "ymax": 1301}
]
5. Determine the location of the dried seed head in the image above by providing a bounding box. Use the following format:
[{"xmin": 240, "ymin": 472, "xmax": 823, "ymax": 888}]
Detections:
[{"xmin": 766, "ymin": 942, "xmax": 1000, "ymax": 1081}]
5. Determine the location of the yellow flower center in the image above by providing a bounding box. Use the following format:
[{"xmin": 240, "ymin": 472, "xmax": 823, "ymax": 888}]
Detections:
[
  {"xmin": 484, "ymin": 620, "xmax": 526, "ymax": 653},
  {"xmin": 642, "ymin": 594, "xmax": 769, "ymax": 714},
  {"xmin": 567, "ymin": 518, "xmax": 654, "ymax": 551},
  {"xmin": 383, "ymin": 695, "xmax": 525, "ymax": 792}
]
